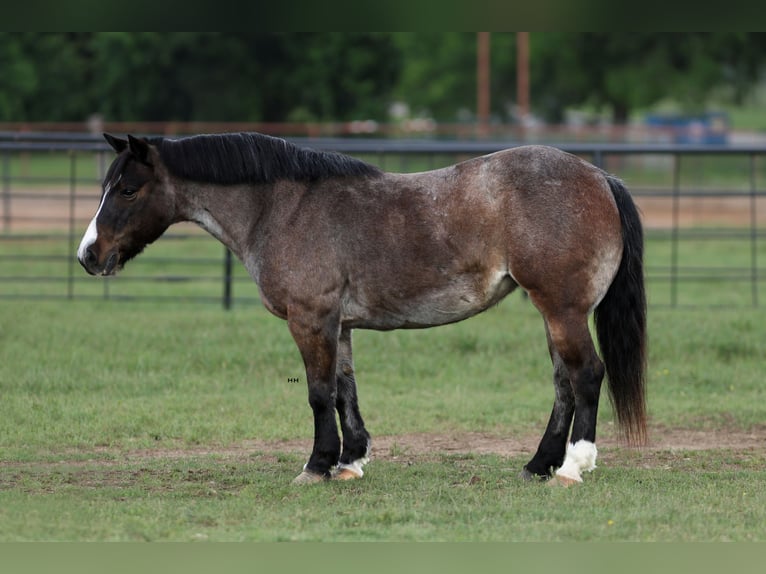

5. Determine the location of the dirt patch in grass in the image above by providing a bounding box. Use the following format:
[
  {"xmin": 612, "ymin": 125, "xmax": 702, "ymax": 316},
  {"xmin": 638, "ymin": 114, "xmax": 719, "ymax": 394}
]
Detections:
[
  {"xmin": 1, "ymin": 425, "xmax": 764, "ymax": 492},
  {"xmin": 146, "ymin": 425, "xmax": 766, "ymax": 460},
  {"xmin": 5, "ymin": 423, "xmax": 763, "ymax": 468},
  {"xmin": 228, "ymin": 424, "xmax": 766, "ymax": 470}
]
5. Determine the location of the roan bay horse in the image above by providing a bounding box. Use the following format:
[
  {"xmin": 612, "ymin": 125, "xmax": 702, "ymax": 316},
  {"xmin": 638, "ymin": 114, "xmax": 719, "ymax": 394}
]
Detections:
[{"xmin": 78, "ymin": 132, "xmax": 646, "ymax": 486}]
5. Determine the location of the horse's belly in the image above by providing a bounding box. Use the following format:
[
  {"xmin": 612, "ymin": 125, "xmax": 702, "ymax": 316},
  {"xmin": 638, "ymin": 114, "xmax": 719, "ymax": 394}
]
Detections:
[
  {"xmin": 408, "ymin": 272, "xmax": 516, "ymax": 326},
  {"xmin": 343, "ymin": 271, "xmax": 516, "ymax": 330}
]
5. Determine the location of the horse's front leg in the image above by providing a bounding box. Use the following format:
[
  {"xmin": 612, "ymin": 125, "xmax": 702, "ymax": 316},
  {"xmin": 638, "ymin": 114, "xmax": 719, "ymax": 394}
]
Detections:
[{"xmin": 288, "ymin": 310, "xmax": 342, "ymax": 484}]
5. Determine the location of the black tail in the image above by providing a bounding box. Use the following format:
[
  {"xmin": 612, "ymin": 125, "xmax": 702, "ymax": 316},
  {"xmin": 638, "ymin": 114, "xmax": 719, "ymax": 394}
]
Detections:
[{"xmin": 594, "ymin": 175, "xmax": 647, "ymax": 446}]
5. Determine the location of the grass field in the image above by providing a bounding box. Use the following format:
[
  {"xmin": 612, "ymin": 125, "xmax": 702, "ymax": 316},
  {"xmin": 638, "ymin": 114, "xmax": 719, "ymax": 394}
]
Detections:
[{"xmin": 1, "ymin": 291, "xmax": 765, "ymax": 541}]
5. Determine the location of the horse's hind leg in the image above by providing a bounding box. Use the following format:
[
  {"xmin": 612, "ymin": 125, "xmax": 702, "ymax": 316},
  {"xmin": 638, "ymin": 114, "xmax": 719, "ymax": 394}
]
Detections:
[
  {"xmin": 334, "ymin": 328, "xmax": 371, "ymax": 480},
  {"xmin": 530, "ymin": 310, "xmax": 605, "ymax": 485},
  {"xmin": 522, "ymin": 323, "xmax": 575, "ymax": 480}
]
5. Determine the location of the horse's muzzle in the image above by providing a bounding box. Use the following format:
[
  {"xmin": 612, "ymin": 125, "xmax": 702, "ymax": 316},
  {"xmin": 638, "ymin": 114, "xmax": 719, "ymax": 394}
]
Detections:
[{"xmin": 79, "ymin": 247, "xmax": 119, "ymax": 276}]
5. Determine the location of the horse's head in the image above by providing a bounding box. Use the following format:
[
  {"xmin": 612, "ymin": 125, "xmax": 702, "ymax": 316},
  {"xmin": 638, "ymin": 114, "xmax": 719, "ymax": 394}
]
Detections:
[{"xmin": 77, "ymin": 134, "xmax": 176, "ymax": 276}]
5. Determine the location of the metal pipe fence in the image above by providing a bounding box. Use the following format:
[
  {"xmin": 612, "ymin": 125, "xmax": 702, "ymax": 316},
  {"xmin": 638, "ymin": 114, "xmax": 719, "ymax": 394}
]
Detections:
[{"xmin": 1, "ymin": 132, "xmax": 764, "ymax": 308}]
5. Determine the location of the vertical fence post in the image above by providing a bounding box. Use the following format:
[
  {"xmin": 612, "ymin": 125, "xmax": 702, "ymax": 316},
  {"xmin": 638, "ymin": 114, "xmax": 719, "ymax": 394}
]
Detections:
[
  {"xmin": 592, "ymin": 149, "xmax": 603, "ymax": 169},
  {"xmin": 67, "ymin": 152, "xmax": 77, "ymax": 299},
  {"xmin": 750, "ymin": 153, "xmax": 759, "ymax": 307},
  {"xmin": 671, "ymin": 153, "xmax": 681, "ymax": 308},
  {"xmin": 2, "ymin": 152, "xmax": 10, "ymax": 233},
  {"xmin": 223, "ymin": 247, "xmax": 233, "ymax": 310}
]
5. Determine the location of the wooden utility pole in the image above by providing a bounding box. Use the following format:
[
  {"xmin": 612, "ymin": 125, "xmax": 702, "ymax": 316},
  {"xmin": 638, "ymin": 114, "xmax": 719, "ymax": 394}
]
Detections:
[{"xmin": 477, "ymin": 32, "xmax": 490, "ymax": 136}]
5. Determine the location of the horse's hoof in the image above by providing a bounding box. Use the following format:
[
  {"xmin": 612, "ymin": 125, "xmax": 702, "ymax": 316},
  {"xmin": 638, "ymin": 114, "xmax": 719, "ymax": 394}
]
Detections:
[
  {"xmin": 292, "ymin": 470, "xmax": 327, "ymax": 485},
  {"xmin": 520, "ymin": 467, "xmax": 548, "ymax": 482},
  {"xmin": 547, "ymin": 474, "xmax": 581, "ymax": 488},
  {"xmin": 519, "ymin": 467, "xmax": 536, "ymax": 481},
  {"xmin": 333, "ymin": 467, "xmax": 363, "ymax": 481}
]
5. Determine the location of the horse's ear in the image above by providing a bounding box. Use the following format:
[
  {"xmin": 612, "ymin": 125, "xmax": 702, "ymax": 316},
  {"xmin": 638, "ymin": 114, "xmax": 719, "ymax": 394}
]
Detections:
[
  {"xmin": 127, "ymin": 135, "xmax": 152, "ymax": 165},
  {"xmin": 103, "ymin": 133, "xmax": 128, "ymax": 153}
]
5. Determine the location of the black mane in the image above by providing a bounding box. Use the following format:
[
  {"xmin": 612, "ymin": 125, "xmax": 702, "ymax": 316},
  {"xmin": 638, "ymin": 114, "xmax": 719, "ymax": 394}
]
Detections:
[{"xmin": 148, "ymin": 132, "xmax": 382, "ymax": 185}]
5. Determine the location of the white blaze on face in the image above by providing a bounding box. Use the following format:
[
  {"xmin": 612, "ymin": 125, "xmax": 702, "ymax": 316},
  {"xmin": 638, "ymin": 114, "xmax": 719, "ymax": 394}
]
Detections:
[{"xmin": 77, "ymin": 176, "xmax": 119, "ymax": 262}]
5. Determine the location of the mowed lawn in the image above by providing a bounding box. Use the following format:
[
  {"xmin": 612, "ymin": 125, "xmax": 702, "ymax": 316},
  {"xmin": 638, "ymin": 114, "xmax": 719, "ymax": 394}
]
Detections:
[{"xmin": 1, "ymin": 288, "xmax": 766, "ymax": 541}]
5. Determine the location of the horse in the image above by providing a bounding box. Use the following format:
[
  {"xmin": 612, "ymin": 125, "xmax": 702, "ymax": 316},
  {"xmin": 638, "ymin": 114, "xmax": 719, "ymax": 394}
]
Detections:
[{"xmin": 77, "ymin": 132, "xmax": 646, "ymax": 486}]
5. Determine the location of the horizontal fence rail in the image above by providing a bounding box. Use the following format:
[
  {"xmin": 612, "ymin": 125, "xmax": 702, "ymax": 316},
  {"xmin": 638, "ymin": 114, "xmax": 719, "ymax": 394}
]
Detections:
[{"xmin": 1, "ymin": 132, "xmax": 764, "ymax": 308}]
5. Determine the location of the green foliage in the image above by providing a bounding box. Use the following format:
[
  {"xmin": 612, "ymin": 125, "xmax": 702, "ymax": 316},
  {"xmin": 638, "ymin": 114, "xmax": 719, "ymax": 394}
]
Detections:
[
  {"xmin": 1, "ymin": 33, "xmax": 765, "ymax": 124},
  {"xmin": 0, "ymin": 33, "xmax": 37, "ymax": 120},
  {"xmin": 391, "ymin": 33, "xmax": 517, "ymax": 122},
  {"xmin": 0, "ymin": 32, "xmax": 401, "ymax": 123},
  {"xmin": 531, "ymin": 33, "xmax": 766, "ymax": 122}
]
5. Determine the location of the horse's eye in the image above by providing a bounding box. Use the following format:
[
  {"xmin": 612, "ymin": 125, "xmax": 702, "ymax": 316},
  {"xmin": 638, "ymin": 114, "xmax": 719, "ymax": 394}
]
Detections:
[{"xmin": 120, "ymin": 188, "xmax": 137, "ymax": 199}]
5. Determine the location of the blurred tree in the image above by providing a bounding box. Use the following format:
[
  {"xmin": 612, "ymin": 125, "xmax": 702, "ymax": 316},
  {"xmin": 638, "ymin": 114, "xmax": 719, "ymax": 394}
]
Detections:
[
  {"xmin": 0, "ymin": 32, "xmax": 401, "ymax": 123},
  {"xmin": 0, "ymin": 32, "xmax": 92, "ymax": 121},
  {"xmin": 0, "ymin": 32, "xmax": 401, "ymax": 121},
  {"xmin": 0, "ymin": 33, "xmax": 764, "ymax": 125},
  {"xmin": 22, "ymin": 33, "xmax": 93, "ymax": 120},
  {"xmin": 276, "ymin": 33, "xmax": 401, "ymax": 122},
  {"xmin": 91, "ymin": 32, "xmax": 260, "ymax": 121},
  {"xmin": 392, "ymin": 33, "xmax": 477, "ymax": 121},
  {"xmin": 531, "ymin": 33, "xmax": 766, "ymax": 123},
  {"xmin": 391, "ymin": 33, "xmax": 517, "ymax": 122},
  {"xmin": 0, "ymin": 33, "xmax": 37, "ymax": 121}
]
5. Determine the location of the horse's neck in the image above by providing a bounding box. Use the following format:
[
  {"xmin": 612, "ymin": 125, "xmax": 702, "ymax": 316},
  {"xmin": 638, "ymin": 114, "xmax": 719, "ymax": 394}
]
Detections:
[{"xmin": 177, "ymin": 181, "xmax": 267, "ymax": 263}]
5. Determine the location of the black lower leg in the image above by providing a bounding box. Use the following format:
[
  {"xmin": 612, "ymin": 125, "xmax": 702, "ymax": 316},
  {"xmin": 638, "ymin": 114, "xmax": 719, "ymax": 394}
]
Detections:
[
  {"xmin": 523, "ymin": 325, "xmax": 575, "ymax": 479},
  {"xmin": 336, "ymin": 371, "xmax": 370, "ymax": 465},
  {"xmin": 306, "ymin": 382, "xmax": 341, "ymax": 476},
  {"xmin": 523, "ymin": 365, "xmax": 575, "ymax": 479},
  {"xmin": 569, "ymin": 360, "xmax": 604, "ymax": 444}
]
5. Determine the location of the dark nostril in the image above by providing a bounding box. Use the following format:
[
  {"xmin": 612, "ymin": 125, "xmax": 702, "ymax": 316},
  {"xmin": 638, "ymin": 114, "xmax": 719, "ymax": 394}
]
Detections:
[{"xmin": 81, "ymin": 247, "xmax": 98, "ymax": 272}]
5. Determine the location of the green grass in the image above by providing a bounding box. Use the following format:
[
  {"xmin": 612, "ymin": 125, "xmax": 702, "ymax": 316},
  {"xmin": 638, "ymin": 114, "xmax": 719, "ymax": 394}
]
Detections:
[
  {"xmin": 0, "ymin": 295, "xmax": 551, "ymax": 456},
  {"xmin": 2, "ymin": 450, "xmax": 765, "ymax": 542},
  {"xmin": 645, "ymin": 229, "xmax": 765, "ymax": 307},
  {"xmin": 1, "ymin": 149, "xmax": 107, "ymax": 185},
  {"xmin": 1, "ymin": 295, "xmax": 766, "ymax": 541}
]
